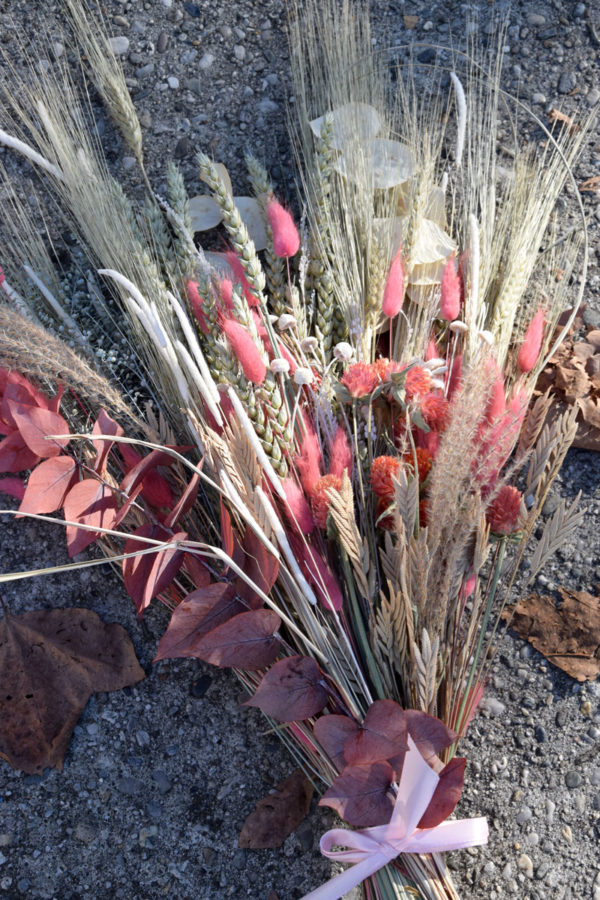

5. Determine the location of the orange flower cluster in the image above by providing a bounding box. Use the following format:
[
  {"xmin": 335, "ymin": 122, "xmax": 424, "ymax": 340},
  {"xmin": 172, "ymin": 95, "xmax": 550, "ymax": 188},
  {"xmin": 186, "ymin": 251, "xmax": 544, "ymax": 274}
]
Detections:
[
  {"xmin": 370, "ymin": 455, "xmax": 401, "ymax": 500},
  {"xmin": 404, "ymin": 366, "xmax": 432, "ymax": 400},
  {"xmin": 403, "ymin": 447, "xmax": 433, "ymax": 483},
  {"xmin": 341, "ymin": 363, "xmax": 379, "ymax": 398},
  {"xmin": 311, "ymin": 474, "xmax": 343, "ymax": 529},
  {"xmin": 486, "ymin": 485, "xmax": 523, "ymax": 535},
  {"xmin": 420, "ymin": 391, "xmax": 450, "ymax": 431}
]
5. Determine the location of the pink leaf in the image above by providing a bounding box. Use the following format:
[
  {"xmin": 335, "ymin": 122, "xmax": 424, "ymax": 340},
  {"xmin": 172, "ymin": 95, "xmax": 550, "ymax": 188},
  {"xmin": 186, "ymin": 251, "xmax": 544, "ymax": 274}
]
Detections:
[
  {"xmin": 138, "ymin": 531, "xmax": 187, "ymax": 616},
  {"xmin": 319, "ymin": 762, "xmax": 394, "ymax": 827},
  {"xmin": 92, "ymin": 409, "xmax": 124, "ymax": 475},
  {"xmin": 313, "ymin": 715, "xmax": 360, "ymax": 773},
  {"xmin": 1, "ymin": 373, "xmax": 52, "ymax": 428},
  {"xmin": 417, "ymin": 757, "xmax": 466, "ymax": 829},
  {"xmin": 343, "ymin": 700, "xmax": 408, "ymax": 767},
  {"xmin": 191, "ymin": 609, "xmax": 282, "ymax": 669},
  {"xmin": 164, "ymin": 472, "xmax": 200, "ymax": 529},
  {"xmin": 122, "ymin": 523, "xmax": 170, "ymax": 609},
  {"xmin": 17, "ymin": 456, "xmax": 77, "ymax": 517},
  {"xmin": 0, "ymin": 431, "xmax": 40, "ymax": 474},
  {"xmin": 119, "ymin": 445, "xmax": 175, "ymax": 508},
  {"xmin": 7, "ymin": 402, "xmax": 70, "ymax": 459},
  {"xmin": 404, "ymin": 710, "xmax": 457, "ymax": 765},
  {"xmin": 63, "ymin": 478, "xmax": 118, "ymax": 557},
  {"xmin": 0, "ymin": 477, "xmax": 25, "ymax": 500},
  {"xmin": 154, "ymin": 583, "xmax": 241, "ymax": 661},
  {"xmin": 244, "ymin": 656, "xmax": 328, "ymax": 722}
]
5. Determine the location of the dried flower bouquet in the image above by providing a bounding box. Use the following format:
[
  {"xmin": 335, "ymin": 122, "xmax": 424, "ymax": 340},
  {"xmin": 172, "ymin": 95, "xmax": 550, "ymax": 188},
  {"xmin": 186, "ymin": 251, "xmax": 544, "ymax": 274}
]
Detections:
[{"xmin": 0, "ymin": 1, "xmax": 591, "ymax": 897}]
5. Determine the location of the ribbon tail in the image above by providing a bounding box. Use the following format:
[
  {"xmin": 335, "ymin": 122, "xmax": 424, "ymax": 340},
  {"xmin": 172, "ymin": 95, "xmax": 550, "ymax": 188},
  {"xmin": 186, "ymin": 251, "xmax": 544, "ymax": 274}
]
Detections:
[
  {"xmin": 300, "ymin": 850, "xmax": 391, "ymax": 900},
  {"xmin": 403, "ymin": 817, "xmax": 489, "ymax": 855}
]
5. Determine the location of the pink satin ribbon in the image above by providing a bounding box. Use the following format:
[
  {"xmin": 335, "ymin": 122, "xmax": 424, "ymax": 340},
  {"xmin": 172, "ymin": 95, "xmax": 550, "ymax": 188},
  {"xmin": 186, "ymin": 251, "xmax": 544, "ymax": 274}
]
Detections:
[{"xmin": 302, "ymin": 736, "xmax": 488, "ymax": 900}]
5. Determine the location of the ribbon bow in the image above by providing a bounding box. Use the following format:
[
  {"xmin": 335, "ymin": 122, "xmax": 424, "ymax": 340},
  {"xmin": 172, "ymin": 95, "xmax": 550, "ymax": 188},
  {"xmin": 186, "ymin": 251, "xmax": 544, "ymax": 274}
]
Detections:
[{"xmin": 302, "ymin": 736, "xmax": 488, "ymax": 900}]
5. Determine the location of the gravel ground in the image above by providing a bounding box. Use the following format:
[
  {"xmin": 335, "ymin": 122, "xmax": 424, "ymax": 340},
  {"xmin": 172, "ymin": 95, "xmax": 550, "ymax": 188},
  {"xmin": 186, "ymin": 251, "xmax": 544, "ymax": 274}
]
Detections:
[{"xmin": 1, "ymin": 0, "xmax": 600, "ymax": 898}]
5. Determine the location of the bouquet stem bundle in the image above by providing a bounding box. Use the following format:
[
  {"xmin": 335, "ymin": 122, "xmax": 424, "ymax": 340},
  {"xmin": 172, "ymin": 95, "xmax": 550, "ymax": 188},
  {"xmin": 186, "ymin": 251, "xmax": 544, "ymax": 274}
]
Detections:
[{"xmin": 0, "ymin": 2, "xmax": 591, "ymax": 897}]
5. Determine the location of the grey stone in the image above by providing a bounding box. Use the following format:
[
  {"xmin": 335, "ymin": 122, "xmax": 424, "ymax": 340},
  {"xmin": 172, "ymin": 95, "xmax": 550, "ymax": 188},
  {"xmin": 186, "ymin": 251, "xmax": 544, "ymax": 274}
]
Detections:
[
  {"xmin": 593, "ymin": 793, "xmax": 600, "ymax": 811},
  {"xmin": 108, "ymin": 36, "xmax": 130, "ymax": 55},
  {"xmin": 122, "ymin": 156, "xmax": 137, "ymax": 171},
  {"xmin": 138, "ymin": 825, "xmax": 158, "ymax": 848},
  {"xmin": 558, "ymin": 71, "xmax": 577, "ymax": 94},
  {"xmin": 527, "ymin": 13, "xmax": 546, "ymax": 26},
  {"xmin": 167, "ymin": 76, "xmax": 179, "ymax": 90},
  {"xmin": 152, "ymin": 769, "xmax": 172, "ymax": 794},
  {"xmin": 0, "ymin": 836, "xmax": 10, "ymax": 848},
  {"xmin": 542, "ymin": 494, "xmax": 560, "ymax": 516},
  {"xmin": 157, "ymin": 31, "xmax": 169, "ymax": 54},
  {"xmin": 589, "ymin": 767, "xmax": 600, "ymax": 785},
  {"xmin": 86, "ymin": 722, "xmax": 99, "ymax": 735},
  {"xmin": 0, "ymin": 854, "xmax": 6, "ymax": 867},
  {"xmin": 574, "ymin": 3, "xmax": 586, "ymax": 16},
  {"xmin": 185, "ymin": 77, "xmax": 203, "ymax": 96},
  {"xmin": 136, "ymin": 63, "xmax": 155, "ymax": 79},
  {"xmin": 146, "ymin": 801, "xmax": 163, "ymax": 820},
  {"xmin": 565, "ymin": 770, "xmax": 583, "ymax": 789},
  {"xmin": 74, "ymin": 822, "xmax": 96, "ymax": 845},
  {"xmin": 199, "ymin": 53, "xmax": 215, "ymax": 70},
  {"xmin": 587, "ymin": 88, "xmax": 600, "ymax": 105},
  {"xmin": 116, "ymin": 776, "xmax": 145, "ymax": 796},
  {"xmin": 174, "ymin": 137, "xmax": 193, "ymax": 159},
  {"xmin": 234, "ymin": 45, "xmax": 246, "ymax": 61},
  {"xmin": 534, "ymin": 725, "xmax": 548, "ymax": 743},
  {"xmin": 531, "ymin": 92, "xmax": 547, "ymax": 104},
  {"xmin": 583, "ymin": 307, "xmax": 600, "ymax": 330},
  {"xmin": 516, "ymin": 806, "xmax": 533, "ymax": 824},
  {"xmin": 556, "ymin": 708, "xmax": 568, "ymax": 726},
  {"xmin": 258, "ymin": 98, "xmax": 279, "ymax": 115}
]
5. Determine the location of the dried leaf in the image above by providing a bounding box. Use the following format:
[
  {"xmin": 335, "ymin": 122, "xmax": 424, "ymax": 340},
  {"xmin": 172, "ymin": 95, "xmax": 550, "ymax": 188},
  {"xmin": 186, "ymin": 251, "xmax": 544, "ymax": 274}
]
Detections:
[
  {"xmin": 236, "ymin": 528, "xmax": 279, "ymax": 609},
  {"xmin": 417, "ymin": 758, "xmax": 466, "ymax": 829},
  {"xmin": 119, "ymin": 445, "xmax": 175, "ymax": 508},
  {"xmin": 7, "ymin": 402, "xmax": 70, "ymax": 459},
  {"xmin": 549, "ymin": 108, "xmax": 580, "ymax": 134},
  {"xmin": 504, "ymin": 588, "xmax": 600, "ymax": 681},
  {"xmin": 138, "ymin": 532, "xmax": 187, "ymax": 615},
  {"xmin": 404, "ymin": 709, "xmax": 457, "ymax": 764},
  {"xmin": 0, "ymin": 477, "xmax": 25, "ymax": 500},
  {"xmin": 63, "ymin": 479, "xmax": 118, "ymax": 557},
  {"xmin": 579, "ymin": 174, "xmax": 600, "ymax": 193},
  {"xmin": 18, "ymin": 456, "xmax": 77, "ymax": 517},
  {"xmin": 154, "ymin": 583, "xmax": 242, "ymax": 660},
  {"xmin": 319, "ymin": 761, "xmax": 394, "ymax": 827},
  {"xmin": 191, "ymin": 609, "xmax": 281, "ymax": 669},
  {"xmin": 244, "ymin": 656, "xmax": 328, "ymax": 722},
  {"xmin": 164, "ymin": 472, "xmax": 200, "ymax": 529},
  {"xmin": 343, "ymin": 700, "xmax": 408, "ymax": 767},
  {"xmin": 92, "ymin": 409, "xmax": 124, "ymax": 475},
  {"xmin": 122, "ymin": 523, "xmax": 170, "ymax": 608},
  {"xmin": 239, "ymin": 769, "xmax": 313, "ymax": 849},
  {"xmin": 0, "ymin": 606, "xmax": 144, "ymax": 774},
  {"xmin": 313, "ymin": 714, "xmax": 360, "ymax": 773},
  {"xmin": 403, "ymin": 14, "xmax": 419, "ymax": 29}
]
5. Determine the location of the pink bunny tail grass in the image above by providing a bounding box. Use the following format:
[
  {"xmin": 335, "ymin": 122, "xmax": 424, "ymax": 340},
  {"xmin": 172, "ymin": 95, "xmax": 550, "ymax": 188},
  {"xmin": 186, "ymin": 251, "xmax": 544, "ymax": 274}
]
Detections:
[
  {"xmin": 329, "ymin": 425, "xmax": 352, "ymax": 479},
  {"xmin": 446, "ymin": 353, "xmax": 463, "ymax": 399},
  {"xmin": 485, "ymin": 372, "xmax": 506, "ymax": 425},
  {"xmin": 426, "ymin": 336, "xmax": 440, "ymax": 360},
  {"xmin": 281, "ymin": 477, "xmax": 315, "ymax": 533},
  {"xmin": 440, "ymin": 254, "xmax": 462, "ymax": 321},
  {"xmin": 267, "ymin": 198, "xmax": 300, "ymax": 258},
  {"xmin": 382, "ymin": 250, "xmax": 405, "ymax": 318},
  {"xmin": 219, "ymin": 277, "xmax": 234, "ymax": 314},
  {"xmin": 224, "ymin": 250, "xmax": 260, "ymax": 307},
  {"xmin": 222, "ymin": 318, "xmax": 267, "ymax": 384},
  {"xmin": 295, "ymin": 424, "xmax": 323, "ymax": 495},
  {"xmin": 517, "ymin": 307, "xmax": 546, "ymax": 373},
  {"xmin": 464, "ymin": 572, "xmax": 477, "ymax": 598},
  {"xmin": 186, "ymin": 280, "xmax": 209, "ymax": 334}
]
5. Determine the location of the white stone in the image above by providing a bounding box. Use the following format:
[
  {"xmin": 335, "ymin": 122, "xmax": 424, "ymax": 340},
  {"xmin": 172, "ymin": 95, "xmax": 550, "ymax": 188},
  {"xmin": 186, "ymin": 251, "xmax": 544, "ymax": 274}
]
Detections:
[
  {"xmin": 199, "ymin": 52, "xmax": 215, "ymax": 70},
  {"xmin": 167, "ymin": 76, "xmax": 179, "ymax": 89},
  {"xmin": 108, "ymin": 36, "xmax": 130, "ymax": 55}
]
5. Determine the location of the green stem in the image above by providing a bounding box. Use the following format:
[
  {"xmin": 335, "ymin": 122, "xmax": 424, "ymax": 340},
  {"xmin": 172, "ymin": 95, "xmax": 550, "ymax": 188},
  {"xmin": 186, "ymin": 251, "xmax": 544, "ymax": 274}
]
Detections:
[{"xmin": 340, "ymin": 548, "xmax": 387, "ymax": 701}]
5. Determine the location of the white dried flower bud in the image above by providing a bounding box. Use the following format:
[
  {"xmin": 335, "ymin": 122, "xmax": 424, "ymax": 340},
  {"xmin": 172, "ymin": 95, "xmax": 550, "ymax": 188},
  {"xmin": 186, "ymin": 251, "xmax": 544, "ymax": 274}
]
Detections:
[
  {"xmin": 478, "ymin": 329, "xmax": 494, "ymax": 346},
  {"xmin": 449, "ymin": 320, "xmax": 468, "ymax": 334},
  {"xmin": 301, "ymin": 337, "xmax": 319, "ymax": 353},
  {"xmin": 270, "ymin": 358, "xmax": 291, "ymax": 374},
  {"xmin": 294, "ymin": 366, "xmax": 314, "ymax": 386},
  {"xmin": 333, "ymin": 341, "xmax": 354, "ymax": 362},
  {"xmin": 278, "ymin": 313, "xmax": 297, "ymax": 331}
]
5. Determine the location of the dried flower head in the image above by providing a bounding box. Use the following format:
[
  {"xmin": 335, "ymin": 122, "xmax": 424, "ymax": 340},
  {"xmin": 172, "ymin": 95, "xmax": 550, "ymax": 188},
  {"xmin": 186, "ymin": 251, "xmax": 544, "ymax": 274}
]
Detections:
[
  {"xmin": 486, "ymin": 485, "xmax": 523, "ymax": 534},
  {"xmin": 311, "ymin": 473, "xmax": 342, "ymax": 529},
  {"xmin": 370, "ymin": 455, "xmax": 401, "ymax": 500},
  {"xmin": 267, "ymin": 198, "xmax": 301, "ymax": 258},
  {"xmin": 333, "ymin": 341, "xmax": 354, "ymax": 361},
  {"xmin": 404, "ymin": 447, "xmax": 433, "ymax": 483},
  {"xmin": 341, "ymin": 362, "xmax": 379, "ymax": 397},
  {"xmin": 222, "ymin": 318, "xmax": 266, "ymax": 384},
  {"xmin": 404, "ymin": 366, "xmax": 432, "ymax": 400},
  {"xmin": 420, "ymin": 391, "xmax": 450, "ymax": 431}
]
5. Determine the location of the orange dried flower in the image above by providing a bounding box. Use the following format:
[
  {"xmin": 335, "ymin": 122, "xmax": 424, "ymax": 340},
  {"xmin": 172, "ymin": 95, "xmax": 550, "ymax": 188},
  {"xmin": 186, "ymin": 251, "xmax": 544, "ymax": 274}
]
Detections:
[
  {"xmin": 405, "ymin": 366, "xmax": 432, "ymax": 399},
  {"xmin": 403, "ymin": 447, "xmax": 433, "ymax": 483},
  {"xmin": 311, "ymin": 474, "xmax": 342, "ymax": 529},
  {"xmin": 341, "ymin": 363, "xmax": 379, "ymax": 398},
  {"xmin": 486, "ymin": 485, "xmax": 523, "ymax": 535},
  {"xmin": 372, "ymin": 357, "xmax": 401, "ymax": 383},
  {"xmin": 370, "ymin": 455, "xmax": 401, "ymax": 500},
  {"xmin": 420, "ymin": 391, "xmax": 450, "ymax": 431}
]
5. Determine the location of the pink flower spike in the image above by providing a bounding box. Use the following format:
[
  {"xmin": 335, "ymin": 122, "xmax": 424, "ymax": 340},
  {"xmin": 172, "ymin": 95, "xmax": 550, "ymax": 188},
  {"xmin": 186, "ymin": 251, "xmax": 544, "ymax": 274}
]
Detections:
[
  {"xmin": 295, "ymin": 425, "xmax": 323, "ymax": 496},
  {"xmin": 486, "ymin": 485, "xmax": 523, "ymax": 535},
  {"xmin": 426, "ymin": 337, "xmax": 439, "ymax": 361},
  {"xmin": 0, "ymin": 266, "xmax": 4, "ymax": 285},
  {"xmin": 219, "ymin": 278, "xmax": 234, "ymax": 313},
  {"xmin": 186, "ymin": 280, "xmax": 209, "ymax": 334},
  {"xmin": 222, "ymin": 318, "xmax": 266, "ymax": 384},
  {"xmin": 440, "ymin": 255, "xmax": 461, "ymax": 321},
  {"xmin": 464, "ymin": 572, "xmax": 477, "ymax": 598},
  {"xmin": 382, "ymin": 250, "xmax": 405, "ymax": 318},
  {"xmin": 224, "ymin": 251, "xmax": 260, "ymax": 307},
  {"xmin": 329, "ymin": 426, "xmax": 352, "ymax": 479},
  {"xmin": 281, "ymin": 477, "xmax": 315, "ymax": 533},
  {"xmin": 518, "ymin": 307, "xmax": 545, "ymax": 373},
  {"xmin": 485, "ymin": 373, "xmax": 505, "ymax": 425},
  {"xmin": 267, "ymin": 198, "xmax": 300, "ymax": 258}
]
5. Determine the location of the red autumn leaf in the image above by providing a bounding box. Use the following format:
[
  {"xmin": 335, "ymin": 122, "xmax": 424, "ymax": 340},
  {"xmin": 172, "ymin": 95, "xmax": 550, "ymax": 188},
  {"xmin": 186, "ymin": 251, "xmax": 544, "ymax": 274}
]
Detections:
[
  {"xmin": 63, "ymin": 478, "xmax": 118, "ymax": 557},
  {"xmin": 18, "ymin": 456, "xmax": 77, "ymax": 517},
  {"xmin": 343, "ymin": 700, "xmax": 408, "ymax": 767},
  {"xmin": 313, "ymin": 714, "xmax": 360, "ymax": 772},
  {"xmin": 164, "ymin": 472, "xmax": 200, "ymax": 529},
  {"xmin": 0, "ymin": 477, "xmax": 25, "ymax": 500},
  {"xmin": 92, "ymin": 409, "xmax": 124, "ymax": 475},
  {"xmin": 122, "ymin": 523, "xmax": 170, "ymax": 609},
  {"xmin": 235, "ymin": 527, "xmax": 279, "ymax": 609},
  {"xmin": 1, "ymin": 373, "xmax": 52, "ymax": 427},
  {"xmin": 154, "ymin": 583, "xmax": 242, "ymax": 660},
  {"xmin": 220, "ymin": 498, "xmax": 235, "ymax": 559},
  {"xmin": 239, "ymin": 769, "xmax": 314, "ymax": 849},
  {"xmin": 119, "ymin": 445, "xmax": 174, "ymax": 508},
  {"xmin": 244, "ymin": 656, "xmax": 328, "ymax": 722},
  {"xmin": 191, "ymin": 609, "xmax": 282, "ymax": 669},
  {"xmin": 418, "ymin": 757, "xmax": 466, "ymax": 829},
  {"xmin": 404, "ymin": 709, "xmax": 457, "ymax": 765},
  {"xmin": 181, "ymin": 552, "xmax": 212, "ymax": 589},
  {"xmin": 46, "ymin": 384, "xmax": 65, "ymax": 414},
  {"xmin": 138, "ymin": 531, "xmax": 187, "ymax": 616},
  {"xmin": 319, "ymin": 761, "xmax": 394, "ymax": 827},
  {"xmin": 111, "ymin": 482, "xmax": 144, "ymax": 530},
  {"xmin": 0, "ymin": 431, "xmax": 41, "ymax": 474},
  {"xmin": 7, "ymin": 402, "xmax": 70, "ymax": 459}
]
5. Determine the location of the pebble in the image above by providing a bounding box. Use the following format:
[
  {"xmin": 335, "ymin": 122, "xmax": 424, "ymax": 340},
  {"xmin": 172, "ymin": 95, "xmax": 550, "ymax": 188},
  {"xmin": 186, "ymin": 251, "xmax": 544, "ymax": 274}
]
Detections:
[
  {"xmin": 152, "ymin": 769, "xmax": 172, "ymax": 794},
  {"xmin": 531, "ymin": 91, "xmax": 547, "ymax": 104},
  {"xmin": 136, "ymin": 63, "xmax": 155, "ymax": 79},
  {"xmin": 593, "ymin": 793, "xmax": 600, "ymax": 811},
  {"xmin": 565, "ymin": 770, "xmax": 582, "ymax": 789},
  {"xmin": 561, "ymin": 824, "xmax": 573, "ymax": 844},
  {"xmin": 558, "ymin": 71, "xmax": 577, "ymax": 94},
  {"xmin": 146, "ymin": 801, "xmax": 163, "ymax": 820},
  {"xmin": 0, "ymin": 854, "xmax": 6, "ymax": 867},
  {"xmin": 534, "ymin": 725, "xmax": 547, "ymax": 743},
  {"xmin": 190, "ymin": 674, "xmax": 212, "ymax": 698},
  {"xmin": 74, "ymin": 822, "xmax": 96, "ymax": 845},
  {"xmin": 157, "ymin": 31, "xmax": 169, "ymax": 54},
  {"xmin": 185, "ymin": 77, "xmax": 203, "ymax": 96},
  {"xmin": 482, "ymin": 697, "xmax": 506, "ymax": 716},
  {"xmin": 594, "ymin": 872, "xmax": 600, "ymax": 900},
  {"xmin": 234, "ymin": 45, "xmax": 246, "ymax": 61},
  {"xmin": 108, "ymin": 36, "xmax": 130, "ymax": 55},
  {"xmin": 116, "ymin": 776, "xmax": 145, "ymax": 796},
  {"xmin": 590, "ymin": 767, "xmax": 600, "ymax": 786},
  {"xmin": 174, "ymin": 137, "xmax": 193, "ymax": 159},
  {"xmin": 138, "ymin": 825, "xmax": 158, "ymax": 848},
  {"xmin": 137, "ymin": 730, "xmax": 151, "ymax": 747},
  {"xmin": 527, "ymin": 13, "xmax": 546, "ymax": 26},
  {"xmin": 122, "ymin": 156, "xmax": 137, "ymax": 171},
  {"xmin": 167, "ymin": 76, "xmax": 179, "ymax": 90},
  {"xmin": 0, "ymin": 836, "xmax": 10, "ymax": 848},
  {"xmin": 518, "ymin": 853, "xmax": 534, "ymax": 878},
  {"xmin": 546, "ymin": 799, "xmax": 556, "ymax": 822},
  {"xmin": 516, "ymin": 806, "xmax": 533, "ymax": 825},
  {"xmin": 199, "ymin": 52, "xmax": 215, "ymax": 70},
  {"xmin": 258, "ymin": 98, "xmax": 279, "ymax": 115},
  {"xmin": 556, "ymin": 708, "xmax": 568, "ymax": 727}
]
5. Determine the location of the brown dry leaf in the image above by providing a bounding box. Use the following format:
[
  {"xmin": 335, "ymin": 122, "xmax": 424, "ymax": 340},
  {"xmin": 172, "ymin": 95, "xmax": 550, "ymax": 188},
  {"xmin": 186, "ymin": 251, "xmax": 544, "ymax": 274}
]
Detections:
[
  {"xmin": 0, "ymin": 606, "xmax": 144, "ymax": 774},
  {"xmin": 579, "ymin": 174, "xmax": 600, "ymax": 193},
  {"xmin": 504, "ymin": 588, "xmax": 600, "ymax": 681},
  {"xmin": 549, "ymin": 108, "xmax": 580, "ymax": 134},
  {"xmin": 403, "ymin": 14, "xmax": 419, "ymax": 29},
  {"xmin": 238, "ymin": 769, "xmax": 314, "ymax": 849}
]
